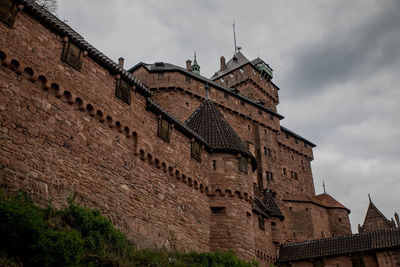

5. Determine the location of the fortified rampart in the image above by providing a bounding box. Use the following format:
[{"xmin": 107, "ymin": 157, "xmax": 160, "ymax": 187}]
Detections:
[{"xmin": 0, "ymin": 1, "xmax": 359, "ymax": 266}]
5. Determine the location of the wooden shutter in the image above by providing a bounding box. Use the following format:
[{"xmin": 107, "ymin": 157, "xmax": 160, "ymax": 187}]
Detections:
[
  {"xmin": 62, "ymin": 42, "xmax": 83, "ymax": 71},
  {"xmin": 157, "ymin": 118, "xmax": 170, "ymax": 141},
  {"xmin": 191, "ymin": 141, "xmax": 201, "ymax": 162},
  {"xmin": 115, "ymin": 79, "xmax": 131, "ymax": 105}
]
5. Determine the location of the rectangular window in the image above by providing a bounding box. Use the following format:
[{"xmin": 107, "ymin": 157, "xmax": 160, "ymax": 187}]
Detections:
[
  {"xmin": 157, "ymin": 118, "xmax": 170, "ymax": 142},
  {"xmin": 212, "ymin": 160, "xmax": 217, "ymax": 170},
  {"xmin": 211, "ymin": 207, "xmax": 226, "ymax": 215},
  {"xmin": 191, "ymin": 141, "xmax": 201, "ymax": 162},
  {"xmin": 241, "ymin": 101, "xmax": 245, "ymax": 106},
  {"xmin": 285, "ymin": 133, "xmax": 289, "ymax": 139},
  {"xmin": 238, "ymin": 157, "xmax": 248, "ymax": 174},
  {"xmin": 157, "ymin": 72, "xmax": 164, "ymax": 79},
  {"xmin": 185, "ymin": 76, "xmax": 191, "ymax": 83},
  {"xmin": 269, "ymin": 114, "xmax": 274, "ymax": 121},
  {"xmin": 0, "ymin": 0, "xmax": 17, "ymax": 27},
  {"xmin": 283, "ymin": 167, "xmax": 287, "ymax": 175},
  {"xmin": 258, "ymin": 110, "xmax": 262, "ymax": 115},
  {"xmin": 115, "ymin": 79, "xmax": 131, "ymax": 105},
  {"xmin": 295, "ymin": 138, "xmax": 299, "ymax": 144},
  {"xmin": 258, "ymin": 216, "xmax": 265, "ymax": 231},
  {"xmin": 62, "ymin": 41, "xmax": 83, "ymax": 71},
  {"xmin": 224, "ymin": 92, "xmax": 229, "ymax": 99}
]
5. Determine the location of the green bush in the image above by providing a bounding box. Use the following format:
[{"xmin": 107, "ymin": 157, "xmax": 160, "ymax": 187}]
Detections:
[
  {"xmin": 0, "ymin": 191, "xmax": 258, "ymax": 266},
  {"xmin": 0, "ymin": 192, "xmax": 83, "ymax": 266}
]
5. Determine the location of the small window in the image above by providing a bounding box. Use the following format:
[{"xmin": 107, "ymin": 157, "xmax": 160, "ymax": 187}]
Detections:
[
  {"xmin": 212, "ymin": 160, "xmax": 217, "ymax": 170},
  {"xmin": 258, "ymin": 216, "xmax": 265, "ymax": 231},
  {"xmin": 271, "ymin": 222, "xmax": 276, "ymax": 227},
  {"xmin": 269, "ymin": 114, "xmax": 273, "ymax": 121},
  {"xmin": 263, "ymin": 147, "xmax": 267, "ymax": 155},
  {"xmin": 304, "ymin": 142, "xmax": 308, "ymax": 148},
  {"xmin": 0, "ymin": 0, "xmax": 17, "ymax": 27},
  {"xmin": 247, "ymin": 125, "xmax": 251, "ymax": 131},
  {"xmin": 267, "ymin": 148, "xmax": 271, "ymax": 157},
  {"xmin": 241, "ymin": 101, "xmax": 245, "ymax": 106},
  {"xmin": 157, "ymin": 118, "xmax": 170, "ymax": 141},
  {"xmin": 283, "ymin": 167, "xmax": 287, "ymax": 175},
  {"xmin": 115, "ymin": 79, "xmax": 131, "ymax": 105},
  {"xmin": 211, "ymin": 207, "xmax": 226, "ymax": 215},
  {"xmin": 238, "ymin": 157, "xmax": 248, "ymax": 173},
  {"xmin": 157, "ymin": 72, "xmax": 164, "ymax": 79},
  {"xmin": 295, "ymin": 138, "xmax": 299, "ymax": 144},
  {"xmin": 224, "ymin": 92, "xmax": 229, "ymax": 99},
  {"xmin": 285, "ymin": 133, "xmax": 289, "ymax": 139},
  {"xmin": 258, "ymin": 110, "xmax": 262, "ymax": 115},
  {"xmin": 338, "ymin": 218, "xmax": 342, "ymax": 222},
  {"xmin": 191, "ymin": 141, "xmax": 201, "ymax": 162},
  {"xmin": 62, "ymin": 42, "xmax": 83, "ymax": 71},
  {"xmin": 185, "ymin": 76, "xmax": 191, "ymax": 82}
]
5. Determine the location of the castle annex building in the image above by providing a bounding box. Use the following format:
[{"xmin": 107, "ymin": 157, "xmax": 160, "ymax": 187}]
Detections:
[{"xmin": 1, "ymin": 1, "xmax": 399, "ymax": 266}]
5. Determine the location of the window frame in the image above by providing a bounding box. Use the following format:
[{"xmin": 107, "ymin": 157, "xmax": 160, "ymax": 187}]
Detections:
[
  {"xmin": 238, "ymin": 156, "xmax": 248, "ymax": 174},
  {"xmin": 258, "ymin": 215, "xmax": 265, "ymax": 231},
  {"xmin": 62, "ymin": 41, "xmax": 83, "ymax": 71},
  {"xmin": 157, "ymin": 118, "xmax": 171, "ymax": 142},
  {"xmin": 115, "ymin": 79, "xmax": 132, "ymax": 105},
  {"xmin": 191, "ymin": 141, "xmax": 201, "ymax": 162}
]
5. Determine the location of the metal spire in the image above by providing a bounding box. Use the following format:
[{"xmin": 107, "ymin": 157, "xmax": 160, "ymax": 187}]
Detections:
[
  {"xmin": 323, "ymin": 180, "xmax": 326, "ymax": 194},
  {"xmin": 368, "ymin": 194, "xmax": 371, "ymax": 202},
  {"xmin": 233, "ymin": 20, "xmax": 237, "ymax": 55}
]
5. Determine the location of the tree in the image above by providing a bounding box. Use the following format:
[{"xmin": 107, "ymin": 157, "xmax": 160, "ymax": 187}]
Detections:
[{"xmin": 34, "ymin": 0, "xmax": 58, "ymax": 13}]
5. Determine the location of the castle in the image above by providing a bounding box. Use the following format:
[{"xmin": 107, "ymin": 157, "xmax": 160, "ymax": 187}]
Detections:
[{"xmin": 1, "ymin": 1, "xmax": 399, "ymax": 266}]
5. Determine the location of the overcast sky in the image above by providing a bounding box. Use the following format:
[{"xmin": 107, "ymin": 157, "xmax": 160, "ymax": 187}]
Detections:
[{"xmin": 56, "ymin": 0, "xmax": 400, "ymax": 231}]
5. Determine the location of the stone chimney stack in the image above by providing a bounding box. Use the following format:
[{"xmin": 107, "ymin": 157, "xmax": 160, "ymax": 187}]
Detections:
[
  {"xmin": 186, "ymin": 60, "xmax": 192, "ymax": 71},
  {"xmin": 118, "ymin": 57, "xmax": 124, "ymax": 68},
  {"xmin": 220, "ymin": 56, "xmax": 226, "ymax": 70}
]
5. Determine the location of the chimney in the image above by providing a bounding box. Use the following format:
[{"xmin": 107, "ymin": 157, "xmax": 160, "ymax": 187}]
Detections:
[
  {"xmin": 186, "ymin": 60, "xmax": 192, "ymax": 71},
  {"xmin": 118, "ymin": 57, "xmax": 124, "ymax": 68},
  {"xmin": 220, "ymin": 56, "xmax": 226, "ymax": 70}
]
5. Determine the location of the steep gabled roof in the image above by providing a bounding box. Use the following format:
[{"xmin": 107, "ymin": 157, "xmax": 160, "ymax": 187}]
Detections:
[
  {"xmin": 278, "ymin": 228, "xmax": 400, "ymax": 263},
  {"xmin": 362, "ymin": 198, "xmax": 395, "ymax": 229},
  {"xmin": 185, "ymin": 99, "xmax": 256, "ymax": 169}
]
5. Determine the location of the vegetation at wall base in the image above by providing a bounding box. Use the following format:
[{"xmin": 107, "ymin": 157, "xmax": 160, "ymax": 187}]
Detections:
[{"xmin": 0, "ymin": 191, "xmax": 258, "ymax": 266}]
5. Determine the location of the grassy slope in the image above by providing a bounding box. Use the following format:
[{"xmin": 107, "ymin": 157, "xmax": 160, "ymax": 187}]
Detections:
[{"xmin": 0, "ymin": 191, "xmax": 258, "ymax": 267}]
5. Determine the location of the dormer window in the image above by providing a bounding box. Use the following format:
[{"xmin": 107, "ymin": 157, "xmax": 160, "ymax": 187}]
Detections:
[
  {"xmin": 238, "ymin": 156, "xmax": 248, "ymax": 174},
  {"xmin": 0, "ymin": 0, "xmax": 17, "ymax": 27},
  {"xmin": 157, "ymin": 118, "xmax": 170, "ymax": 142},
  {"xmin": 191, "ymin": 141, "xmax": 201, "ymax": 162},
  {"xmin": 115, "ymin": 79, "xmax": 131, "ymax": 105},
  {"xmin": 62, "ymin": 41, "xmax": 83, "ymax": 71}
]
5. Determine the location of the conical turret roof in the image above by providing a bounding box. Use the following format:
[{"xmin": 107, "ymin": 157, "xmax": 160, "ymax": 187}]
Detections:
[{"xmin": 185, "ymin": 99, "xmax": 256, "ymax": 169}]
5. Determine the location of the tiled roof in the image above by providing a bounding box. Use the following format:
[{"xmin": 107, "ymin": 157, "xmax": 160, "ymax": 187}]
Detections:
[
  {"xmin": 185, "ymin": 99, "xmax": 257, "ymax": 170},
  {"xmin": 278, "ymin": 228, "xmax": 400, "ymax": 262},
  {"xmin": 129, "ymin": 62, "xmax": 284, "ymax": 120},
  {"xmin": 362, "ymin": 200, "xmax": 395, "ymax": 230},
  {"xmin": 280, "ymin": 126, "xmax": 316, "ymax": 148},
  {"xmin": 263, "ymin": 191, "xmax": 284, "ymax": 218},
  {"xmin": 20, "ymin": 0, "xmax": 151, "ymax": 97},
  {"xmin": 211, "ymin": 51, "xmax": 252, "ymax": 80},
  {"xmin": 283, "ymin": 193, "xmax": 350, "ymax": 213},
  {"xmin": 254, "ymin": 191, "xmax": 284, "ymax": 219}
]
